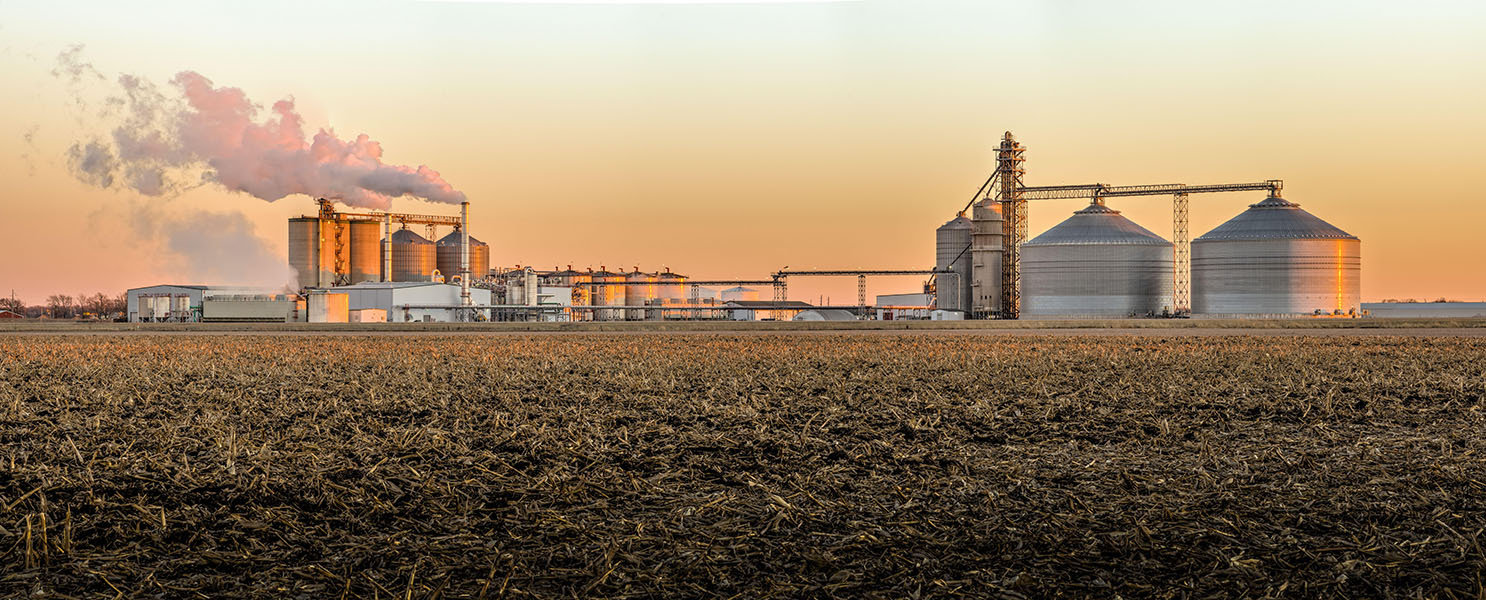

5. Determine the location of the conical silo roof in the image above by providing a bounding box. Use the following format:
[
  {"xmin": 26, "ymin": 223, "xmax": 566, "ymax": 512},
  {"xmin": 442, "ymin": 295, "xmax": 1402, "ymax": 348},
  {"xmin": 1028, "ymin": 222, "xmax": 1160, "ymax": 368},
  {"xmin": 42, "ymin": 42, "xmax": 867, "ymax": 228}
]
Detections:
[
  {"xmin": 938, "ymin": 215, "xmax": 972, "ymax": 231},
  {"xmin": 1024, "ymin": 202, "xmax": 1169, "ymax": 246},
  {"xmin": 436, "ymin": 231, "xmax": 487, "ymax": 247},
  {"xmin": 1196, "ymin": 197, "xmax": 1356, "ymax": 241},
  {"xmin": 391, "ymin": 229, "xmax": 432, "ymax": 244}
]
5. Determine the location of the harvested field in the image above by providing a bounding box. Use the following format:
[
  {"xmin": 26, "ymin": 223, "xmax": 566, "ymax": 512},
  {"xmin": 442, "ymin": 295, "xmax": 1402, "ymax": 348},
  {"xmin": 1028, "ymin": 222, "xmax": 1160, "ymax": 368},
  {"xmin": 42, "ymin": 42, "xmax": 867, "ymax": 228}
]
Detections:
[{"xmin": 1, "ymin": 334, "xmax": 1484, "ymax": 598}]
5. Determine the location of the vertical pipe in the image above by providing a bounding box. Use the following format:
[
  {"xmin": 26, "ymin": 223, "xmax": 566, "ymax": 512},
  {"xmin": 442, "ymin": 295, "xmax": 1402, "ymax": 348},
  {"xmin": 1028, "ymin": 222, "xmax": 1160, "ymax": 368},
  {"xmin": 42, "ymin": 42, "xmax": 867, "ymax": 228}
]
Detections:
[
  {"xmin": 460, "ymin": 202, "xmax": 471, "ymax": 310},
  {"xmin": 382, "ymin": 215, "xmax": 392, "ymax": 282}
]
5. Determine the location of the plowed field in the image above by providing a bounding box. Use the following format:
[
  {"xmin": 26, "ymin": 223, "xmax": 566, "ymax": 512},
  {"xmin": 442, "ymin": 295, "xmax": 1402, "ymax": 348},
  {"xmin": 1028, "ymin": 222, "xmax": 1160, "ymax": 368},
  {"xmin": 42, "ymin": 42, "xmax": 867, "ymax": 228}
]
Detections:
[{"xmin": 2, "ymin": 335, "xmax": 1483, "ymax": 598}]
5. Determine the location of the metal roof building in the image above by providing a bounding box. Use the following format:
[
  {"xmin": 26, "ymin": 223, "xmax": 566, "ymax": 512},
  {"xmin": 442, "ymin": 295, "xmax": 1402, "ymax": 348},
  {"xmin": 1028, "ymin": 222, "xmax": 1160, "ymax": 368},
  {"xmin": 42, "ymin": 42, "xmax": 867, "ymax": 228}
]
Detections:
[{"xmin": 331, "ymin": 282, "xmax": 492, "ymax": 323}]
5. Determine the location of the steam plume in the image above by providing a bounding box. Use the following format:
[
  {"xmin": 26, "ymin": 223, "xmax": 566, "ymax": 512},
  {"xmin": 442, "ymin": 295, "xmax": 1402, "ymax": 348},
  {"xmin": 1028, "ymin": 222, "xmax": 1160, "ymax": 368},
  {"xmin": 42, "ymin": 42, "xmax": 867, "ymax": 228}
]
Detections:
[{"xmin": 65, "ymin": 66, "xmax": 465, "ymax": 208}]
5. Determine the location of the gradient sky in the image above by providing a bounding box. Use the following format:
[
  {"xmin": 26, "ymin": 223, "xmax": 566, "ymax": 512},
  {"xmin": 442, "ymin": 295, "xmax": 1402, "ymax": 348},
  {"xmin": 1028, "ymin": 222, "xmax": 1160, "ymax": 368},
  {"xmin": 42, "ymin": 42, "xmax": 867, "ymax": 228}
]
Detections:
[{"xmin": 2, "ymin": 0, "xmax": 1483, "ymax": 305}]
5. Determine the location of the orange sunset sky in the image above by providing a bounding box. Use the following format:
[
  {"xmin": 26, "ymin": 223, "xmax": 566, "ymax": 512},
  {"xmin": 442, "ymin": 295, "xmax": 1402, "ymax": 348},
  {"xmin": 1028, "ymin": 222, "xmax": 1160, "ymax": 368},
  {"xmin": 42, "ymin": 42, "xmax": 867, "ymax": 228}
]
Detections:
[{"xmin": 1, "ymin": 0, "xmax": 1483, "ymax": 305}]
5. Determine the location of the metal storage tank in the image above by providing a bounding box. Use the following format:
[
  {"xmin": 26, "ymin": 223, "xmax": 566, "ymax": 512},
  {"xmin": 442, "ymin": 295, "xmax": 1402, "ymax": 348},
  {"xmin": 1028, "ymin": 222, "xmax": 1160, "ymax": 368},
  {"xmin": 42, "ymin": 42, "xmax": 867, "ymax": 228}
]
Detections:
[
  {"xmin": 934, "ymin": 214, "xmax": 973, "ymax": 314},
  {"xmin": 1022, "ymin": 201, "xmax": 1173, "ymax": 317},
  {"xmin": 590, "ymin": 268, "xmax": 625, "ymax": 321},
  {"xmin": 435, "ymin": 230, "xmax": 490, "ymax": 284},
  {"xmin": 625, "ymin": 269, "xmax": 656, "ymax": 321},
  {"xmin": 658, "ymin": 269, "xmax": 686, "ymax": 320},
  {"xmin": 523, "ymin": 267, "xmax": 540, "ymax": 308},
  {"xmin": 385, "ymin": 228, "xmax": 436, "ymax": 282},
  {"xmin": 970, "ymin": 199, "xmax": 1004, "ymax": 317},
  {"xmin": 348, "ymin": 220, "xmax": 382, "ymax": 284},
  {"xmin": 288, "ymin": 217, "xmax": 322, "ymax": 289},
  {"xmin": 1193, "ymin": 196, "xmax": 1360, "ymax": 315},
  {"xmin": 171, "ymin": 295, "xmax": 191, "ymax": 320}
]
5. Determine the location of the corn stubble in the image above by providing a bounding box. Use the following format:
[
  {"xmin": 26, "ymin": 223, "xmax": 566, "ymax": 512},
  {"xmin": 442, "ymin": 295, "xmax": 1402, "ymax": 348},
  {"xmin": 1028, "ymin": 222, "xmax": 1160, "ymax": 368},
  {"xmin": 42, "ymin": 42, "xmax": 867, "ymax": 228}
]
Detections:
[{"xmin": 0, "ymin": 335, "xmax": 1483, "ymax": 598}]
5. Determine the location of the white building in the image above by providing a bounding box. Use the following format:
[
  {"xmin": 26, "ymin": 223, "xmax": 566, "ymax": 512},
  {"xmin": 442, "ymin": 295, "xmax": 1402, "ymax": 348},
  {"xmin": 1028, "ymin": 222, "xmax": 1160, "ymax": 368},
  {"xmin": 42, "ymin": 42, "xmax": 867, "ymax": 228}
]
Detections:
[
  {"xmin": 127, "ymin": 285, "xmax": 290, "ymax": 322},
  {"xmin": 331, "ymin": 282, "xmax": 493, "ymax": 323},
  {"xmin": 875, "ymin": 292, "xmax": 934, "ymax": 321}
]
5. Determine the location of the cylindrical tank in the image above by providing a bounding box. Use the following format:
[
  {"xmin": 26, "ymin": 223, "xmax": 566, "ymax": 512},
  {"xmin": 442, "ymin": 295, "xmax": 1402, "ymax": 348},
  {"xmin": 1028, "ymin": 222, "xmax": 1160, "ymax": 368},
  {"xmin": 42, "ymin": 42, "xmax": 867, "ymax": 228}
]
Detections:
[
  {"xmin": 1022, "ymin": 201, "xmax": 1173, "ymax": 317},
  {"xmin": 288, "ymin": 217, "xmax": 321, "ymax": 289},
  {"xmin": 934, "ymin": 214, "xmax": 973, "ymax": 314},
  {"xmin": 435, "ymin": 230, "xmax": 490, "ymax": 284},
  {"xmin": 523, "ymin": 267, "xmax": 539, "ymax": 307},
  {"xmin": 385, "ymin": 228, "xmax": 435, "ymax": 282},
  {"xmin": 658, "ymin": 269, "xmax": 686, "ymax": 320},
  {"xmin": 1193, "ymin": 196, "xmax": 1360, "ymax": 315},
  {"xmin": 149, "ymin": 295, "xmax": 170, "ymax": 321},
  {"xmin": 625, "ymin": 269, "xmax": 656, "ymax": 321},
  {"xmin": 348, "ymin": 220, "xmax": 382, "ymax": 284},
  {"xmin": 970, "ymin": 199, "xmax": 1005, "ymax": 317},
  {"xmin": 589, "ymin": 268, "xmax": 624, "ymax": 321},
  {"xmin": 172, "ymin": 295, "xmax": 191, "ymax": 320}
]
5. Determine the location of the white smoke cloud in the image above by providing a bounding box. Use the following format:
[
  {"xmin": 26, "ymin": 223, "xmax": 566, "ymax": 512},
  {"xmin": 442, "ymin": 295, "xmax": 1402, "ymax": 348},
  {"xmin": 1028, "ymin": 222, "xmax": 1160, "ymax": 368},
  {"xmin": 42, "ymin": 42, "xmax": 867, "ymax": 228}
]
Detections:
[
  {"xmin": 103, "ymin": 201, "xmax": 296, "ymax": 289},
  {"xmin": 59, "ymin": 60, "xmax": 466, "ymax": 208}
]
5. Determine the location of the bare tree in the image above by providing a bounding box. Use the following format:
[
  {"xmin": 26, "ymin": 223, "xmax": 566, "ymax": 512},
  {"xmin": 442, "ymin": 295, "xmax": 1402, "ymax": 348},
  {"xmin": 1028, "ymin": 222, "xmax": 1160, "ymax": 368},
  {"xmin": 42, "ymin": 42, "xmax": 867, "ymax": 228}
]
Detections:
[
  {"xmin": 46, "ymin": 294, "xmax": 75, "ymax": 319},
  {"xmin": 82, "ymin": 292, "xmax": 113, "ymax": 316},
  {"xmin": 0, "ymin": 294, "xmax": 23, "ymax": 314}
]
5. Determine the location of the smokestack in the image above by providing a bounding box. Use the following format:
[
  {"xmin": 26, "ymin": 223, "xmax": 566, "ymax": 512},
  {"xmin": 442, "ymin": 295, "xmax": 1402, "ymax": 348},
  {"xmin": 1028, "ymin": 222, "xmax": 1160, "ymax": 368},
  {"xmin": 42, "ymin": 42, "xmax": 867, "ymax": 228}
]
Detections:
[{"xmin": 460, "ymin": 201, "xmax": 471, "ymax": 311}]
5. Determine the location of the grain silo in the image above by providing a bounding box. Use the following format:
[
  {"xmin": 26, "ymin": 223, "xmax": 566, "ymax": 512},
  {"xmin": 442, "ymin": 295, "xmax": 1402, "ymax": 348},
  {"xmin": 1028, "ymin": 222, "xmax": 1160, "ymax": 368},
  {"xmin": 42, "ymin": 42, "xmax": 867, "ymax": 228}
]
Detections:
[
  {"xmin": 934, "ymin": 214, "xmax": 973, "ymax": 314},
  {"xmin": 1192, "ymin": 196, "xmax": 1360, "ymax": 315},
  {"xmin": 435, "ymin": 230, "xmax": 490, "ymax": 284},
  {"xmin": 386, "ymin": 228, "xmax": 435, "ymax": 282},
  {"xmin": 1022, "ymin": 201, "xmax": 1173, "ymax": 317},
  {"xmin": 288, "ymin": 217, "xmax": 323, "ymax": 290},
  {"xmin": 970, "ymin": 199, "xmax": 1004, "ymax": 317},
  {"xmin": 348, "ymin": 221, "xmax": 383, "ymax": 284}
]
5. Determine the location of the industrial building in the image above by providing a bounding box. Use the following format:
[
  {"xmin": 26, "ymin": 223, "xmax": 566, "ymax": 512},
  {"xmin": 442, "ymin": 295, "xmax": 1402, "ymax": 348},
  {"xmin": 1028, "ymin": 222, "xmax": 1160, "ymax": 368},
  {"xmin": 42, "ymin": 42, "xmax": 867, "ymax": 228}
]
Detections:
[
  {"xmin": 120, "ymin": 133, "xmax": 1368, "ymax": 326},
  {"xmin": 334, "ymin": 282, "xmax": 494, "ymax": 323},
  {"xmin": 876, "ymin": 293, "xmax": 933, "ymax": 320},
  {"xmin": 127, "ymin": 285, "xmax": 297, "ymax": 322},
  {"xmin": 930, "ymin": 132, "xmax": 1362, "ymax": 319}
]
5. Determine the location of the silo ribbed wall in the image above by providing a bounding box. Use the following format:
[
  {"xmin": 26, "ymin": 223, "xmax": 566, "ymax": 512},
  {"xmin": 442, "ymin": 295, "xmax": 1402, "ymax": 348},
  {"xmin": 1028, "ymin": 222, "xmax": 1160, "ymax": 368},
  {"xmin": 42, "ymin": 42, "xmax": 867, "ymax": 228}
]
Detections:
[
  {"xmin": 1192, "ymin": 197, "xmax": 1361, "ymax": 316},
  {"xmin": 1193, "ymin": 238, "xmax": 1361, "ymax": 314},
  {"xmin": 1023, "ymin": 244, "xmax": 1173, "ymax": 316},
  {"xmin": 348, "ymin": 221, "xmax": 382, "ymax": 284}
]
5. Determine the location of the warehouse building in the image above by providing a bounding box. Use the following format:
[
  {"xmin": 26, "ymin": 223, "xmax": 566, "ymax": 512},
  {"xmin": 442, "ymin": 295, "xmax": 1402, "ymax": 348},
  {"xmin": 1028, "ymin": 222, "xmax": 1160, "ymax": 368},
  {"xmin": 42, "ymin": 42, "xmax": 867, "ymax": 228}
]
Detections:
[
  {"xmin": 127, "ymin": 285, "xmax": 295, "ymax": 322},
  {"xmin": 876, "ymin": 293, "xmax": 933, "ymax": 320},
  {"xmin": 331, "ymin": 282, "xmax": 492, "ymax": 323}
]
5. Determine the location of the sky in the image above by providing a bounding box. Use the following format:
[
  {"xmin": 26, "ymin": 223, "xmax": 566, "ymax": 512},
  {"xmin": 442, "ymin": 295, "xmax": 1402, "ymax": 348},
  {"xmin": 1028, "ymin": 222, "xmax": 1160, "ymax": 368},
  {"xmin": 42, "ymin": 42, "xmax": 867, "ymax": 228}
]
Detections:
[{"xmin": 1, "ymin": 0, "xmax": 1483, "ymax": 305}]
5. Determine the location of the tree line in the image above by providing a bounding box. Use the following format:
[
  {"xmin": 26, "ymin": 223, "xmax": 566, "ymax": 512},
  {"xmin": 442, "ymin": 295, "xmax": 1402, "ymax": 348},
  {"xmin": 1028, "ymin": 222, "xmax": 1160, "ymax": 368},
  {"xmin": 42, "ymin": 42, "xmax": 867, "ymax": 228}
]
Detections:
[{"xmin": 0, "ymin": 292, "xmax": 127, "ymax": 319}]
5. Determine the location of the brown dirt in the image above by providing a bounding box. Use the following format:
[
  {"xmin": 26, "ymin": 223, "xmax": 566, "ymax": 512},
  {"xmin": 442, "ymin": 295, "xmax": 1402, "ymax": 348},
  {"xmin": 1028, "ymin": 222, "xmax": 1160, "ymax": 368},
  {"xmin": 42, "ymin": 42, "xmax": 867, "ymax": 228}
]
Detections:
[{"xmin": 1, "ymin": 335, "xmax": 1483, "ymax": 598}]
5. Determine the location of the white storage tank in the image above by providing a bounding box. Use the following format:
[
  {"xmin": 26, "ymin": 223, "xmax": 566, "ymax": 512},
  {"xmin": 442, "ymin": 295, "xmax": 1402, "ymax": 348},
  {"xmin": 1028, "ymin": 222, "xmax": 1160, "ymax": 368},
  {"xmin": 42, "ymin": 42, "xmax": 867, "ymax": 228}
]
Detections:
[
  {"xmin": 1193, "ymin": 196, "xmax": 1360, "ymax": 315},
  {"xmin": 590, "ymin": 268, "xmax": 625, "ymax": 321},
  {"xmin": 934, "ymin": 214, "xmax": 973, "ymax": 314},
  {"xmin": 625, "ymin": 269, "xmax": 656, "ymax": 321},
  {"xmin": 1022, "ymin": 201, "xmax": 1173, "ymax": 317}
]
